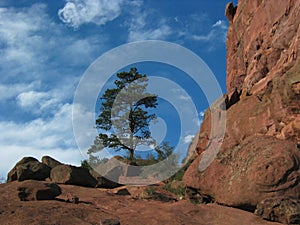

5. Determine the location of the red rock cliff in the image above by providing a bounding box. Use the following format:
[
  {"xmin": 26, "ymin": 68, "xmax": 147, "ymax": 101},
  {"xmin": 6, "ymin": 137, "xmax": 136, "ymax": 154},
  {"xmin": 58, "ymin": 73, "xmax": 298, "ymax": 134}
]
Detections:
[
  {"xmin": 184, "ymin": 0, "xmax": 300, "ymax": 223},
  {"xmin": 226, "ymin": 0, "xmax": 300, "ymax": 97}
]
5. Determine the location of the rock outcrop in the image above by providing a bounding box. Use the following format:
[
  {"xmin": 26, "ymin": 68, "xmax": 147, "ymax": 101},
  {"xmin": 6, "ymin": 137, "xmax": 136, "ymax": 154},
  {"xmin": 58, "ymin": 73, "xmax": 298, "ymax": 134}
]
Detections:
[
  {"xmin": 50, "ymin": 165, "xmax": 97, "ymax": 187},
  {"xmin": 183, "ymin": 0, "xmax": 300, "ymax": 223},
  {"xmin": 7, "ymin": 157, "xmax": 51, "ymax": 182}
]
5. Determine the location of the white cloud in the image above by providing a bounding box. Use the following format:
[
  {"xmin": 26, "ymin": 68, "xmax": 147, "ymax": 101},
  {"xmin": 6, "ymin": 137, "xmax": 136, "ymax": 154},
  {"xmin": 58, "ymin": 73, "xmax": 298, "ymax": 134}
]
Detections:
[
  {"xmin": 212, "ymin": 20, "xmax": 227, "ymax": 29},
  {"xmin": 0, "ymin": 82, "xmax": 38, "ymax": 102},
  {"xmin": 58, "ymin": 0, "xmax": 126, "ymax": 29},
  {"xmin": 0, "ymin": 3, "xmax": 102, "ymax": 82},
  {"xmin": 17, "ymin": 91, "xmax": 50, "ymax": 107},
  {"xmin": 184, "ymin": 134, "xmax": 195, "ymax": 144},
  {"xmin": 127, "ymin": 11, "xmax": 172, "ymax": 42},
  {"xmin": 199, "ymin": 110, "xmax": 205, "ymax": 118},
  {"xmin": 191, "ymin": 19, "xmax": 228, "ymax": 44},
  {"xmin": 0, "ymin": 5, "xmax": 48, "ymax": 78},
  {"xmin": 0, "ymin": 104, "xmax": 74, "ymax": 148}
]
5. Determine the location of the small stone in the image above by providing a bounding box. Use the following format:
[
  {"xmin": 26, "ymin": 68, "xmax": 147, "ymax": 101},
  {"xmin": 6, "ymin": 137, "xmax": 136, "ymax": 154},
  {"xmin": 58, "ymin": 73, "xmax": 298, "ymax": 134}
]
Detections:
[
  {"xmin": 100, "ymin": 218, "xmax": 120, "ymax": 225},
  {"xmin": 116, "ymin": 188, "xmax": 130, "ymax": 196},
  {"xmin": 66, "ymin": 193, "xmax": 79, "ymax": 204}
]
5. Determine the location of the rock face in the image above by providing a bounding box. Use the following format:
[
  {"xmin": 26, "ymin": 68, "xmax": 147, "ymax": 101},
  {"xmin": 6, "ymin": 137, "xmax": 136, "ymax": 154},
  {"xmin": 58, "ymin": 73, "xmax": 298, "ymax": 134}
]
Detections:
[
  {"xmin": 17, "ymin": 180, "xmax": 61, "ymax": 201},
  {"xmin": 226, "ymin": 0, "xmax": 300, "ymax": 98},
  {"xmin": 183, "ymin": 0, "xmax": 300, "ymax": 223},
  {"xmin": 50, "ymin": 165, "xmax": 97, "ymax": 187},
  {"xmin": 7, "ymin": 157, "xmax": 51, "ymax": 182},
  {"xmin": 41, "ymin": 156, "xmax": 62, "ymax": 169}
]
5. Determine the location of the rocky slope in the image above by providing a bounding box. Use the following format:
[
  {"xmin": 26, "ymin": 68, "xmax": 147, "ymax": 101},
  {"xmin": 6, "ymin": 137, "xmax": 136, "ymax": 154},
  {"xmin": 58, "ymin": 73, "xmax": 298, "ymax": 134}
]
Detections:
[
  {"xmin": 1, "ymin": 154, "xmax": 280, "ymax": 225},
  {"xmin": 0, "ymin": 180, "xmax": 280, "ymax": 225},
  {"xmin": 184, "ymin": 0, "xmax": 300, "ymax": 224}
]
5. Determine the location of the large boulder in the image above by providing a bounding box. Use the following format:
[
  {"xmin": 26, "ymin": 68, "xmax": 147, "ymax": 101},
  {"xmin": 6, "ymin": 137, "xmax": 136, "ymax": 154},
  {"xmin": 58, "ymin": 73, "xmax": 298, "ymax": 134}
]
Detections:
[
  {"xmin": 7, "ymin": 157, "xmax": 51, "ymax": 182},
  {"xmin": 17, "ymin": 180, "xmax": 61, "ymax": 201},
  {"xmin": 41, "ymin": 156, "xmax": 62, "ymax": 169},
  {"xmin": 184, "ymin": 136, "xmax": 300, "ymax": 211},
  {"xmin": 50, "ymin": 165, "xmax": 97, "ymax": 187}
]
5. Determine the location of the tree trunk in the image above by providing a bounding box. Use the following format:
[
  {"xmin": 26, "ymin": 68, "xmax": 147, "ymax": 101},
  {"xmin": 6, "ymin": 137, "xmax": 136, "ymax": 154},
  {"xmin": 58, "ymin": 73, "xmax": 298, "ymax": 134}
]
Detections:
[
  {"xmin": 129, "ymin": 106, "xmax": 135, "ymax": 162},
  {"xmin": 129, "ymin": 149, "xmax": 134, "ymax": 162}
]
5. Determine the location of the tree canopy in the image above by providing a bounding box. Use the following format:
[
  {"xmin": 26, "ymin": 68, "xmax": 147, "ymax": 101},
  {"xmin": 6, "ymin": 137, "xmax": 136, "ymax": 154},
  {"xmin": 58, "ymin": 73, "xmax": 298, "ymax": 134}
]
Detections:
[{"xmin": 94, "ymin": 68, "xmax": 158, "ymax": 161}]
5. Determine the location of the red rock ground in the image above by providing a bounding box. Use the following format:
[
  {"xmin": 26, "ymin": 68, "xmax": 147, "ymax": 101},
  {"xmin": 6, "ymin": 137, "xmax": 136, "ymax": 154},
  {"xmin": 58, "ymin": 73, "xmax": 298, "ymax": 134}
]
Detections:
[{"xmin": 0, "ymin": 181, "xmax": 280, "ymax": 225}]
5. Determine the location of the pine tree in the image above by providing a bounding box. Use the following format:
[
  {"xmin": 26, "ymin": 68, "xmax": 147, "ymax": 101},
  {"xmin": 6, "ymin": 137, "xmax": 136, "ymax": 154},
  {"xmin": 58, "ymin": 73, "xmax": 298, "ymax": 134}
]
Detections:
[{"xmin": 94, "ymin": 68, "xmax": 158, "ymax": 161}]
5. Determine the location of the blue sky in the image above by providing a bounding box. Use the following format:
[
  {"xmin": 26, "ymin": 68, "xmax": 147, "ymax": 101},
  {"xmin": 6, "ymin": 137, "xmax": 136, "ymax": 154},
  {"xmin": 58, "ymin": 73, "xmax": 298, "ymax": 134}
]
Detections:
[{"xmin": 0, "ymin": 0, "xmax": 238, "ymax": 180}]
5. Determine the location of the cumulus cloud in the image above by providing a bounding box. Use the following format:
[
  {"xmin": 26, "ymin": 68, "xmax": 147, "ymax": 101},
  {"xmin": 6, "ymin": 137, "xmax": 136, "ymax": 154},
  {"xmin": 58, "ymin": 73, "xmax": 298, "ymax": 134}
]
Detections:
[
  {"xmin": 58, "ymin": 0, "xmax": 126, "ymax": 29},
  {"xmin": 16, "ymin": 91, "xmax": 60, "ymax": 115},
  {"xmin": 0, "ymin": 3, "xmax": 102, "ymax": 82},
  {"xmin": 0, "ymin": 104, "xmax": 74, "ymax": 149},
  {"xmin": 0, "ymin": 82, "xmax": 37, "ymax": 102},
  {"xmin": 0, "ymin": 4, "xmax": 48, "ymax": 78}
]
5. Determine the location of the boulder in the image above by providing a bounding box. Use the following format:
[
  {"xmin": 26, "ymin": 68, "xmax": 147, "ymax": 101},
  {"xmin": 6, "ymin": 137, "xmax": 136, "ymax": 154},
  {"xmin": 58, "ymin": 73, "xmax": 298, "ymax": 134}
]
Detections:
[
  {"xmin": 184, "ymin": 136, "xmax": 300, "ymax": 211},
  {"xmin": 50, "ymin": 165, "xmax": 97, "ymax": 187},
  {"xmin": 93, "ymin": 157, "xmax": 124, "ymax": 184},
  {"xmin": 90, "ymin": 170, "xmax": 120, "ymax": 189},
  {"xmin": 7, "ymin": 157, "xmax": 51, "ymax": 182},
  {"xmin": 255, "ymin": 197, "xmax": 300, "ymax": 224},
  {"xmin": 17, "ymin": 180, "xmax": 61, "ymax": 201},
  {"xmin": 41, "ymin": 156, "xmax": 62, "ymax": 169}
]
